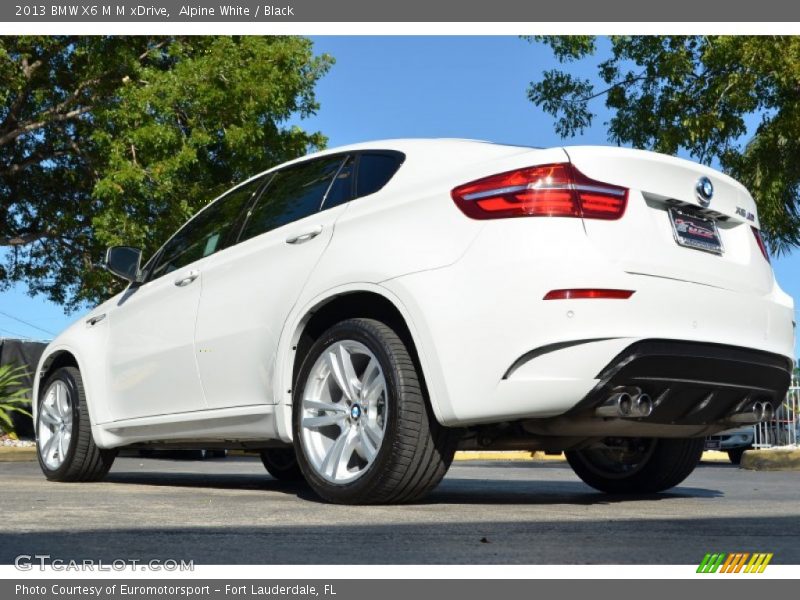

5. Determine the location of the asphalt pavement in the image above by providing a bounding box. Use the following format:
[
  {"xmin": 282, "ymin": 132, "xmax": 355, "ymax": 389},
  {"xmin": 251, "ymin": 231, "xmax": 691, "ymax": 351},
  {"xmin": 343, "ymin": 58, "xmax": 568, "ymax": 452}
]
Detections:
[{"xmin": 2, "ymin": 456, "xmax": 799, "ymax": 564}]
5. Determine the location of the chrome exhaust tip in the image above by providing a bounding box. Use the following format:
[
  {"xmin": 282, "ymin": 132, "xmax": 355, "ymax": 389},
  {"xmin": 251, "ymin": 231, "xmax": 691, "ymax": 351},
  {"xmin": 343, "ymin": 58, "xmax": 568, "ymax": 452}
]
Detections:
[
  {"xmin": 761, "ymin": 402, "xmax": 774, "ymax": 422},
  {"xmin": 729, "ymin": 401, "xmax": 766, "ymax": 424},
  {"xmin": 631, "ymin": 393, "xmax": 653, "ymax": 418},
  {"xmin": 595, "ymin": 392, "xmax": 633, "ymax": 418}
]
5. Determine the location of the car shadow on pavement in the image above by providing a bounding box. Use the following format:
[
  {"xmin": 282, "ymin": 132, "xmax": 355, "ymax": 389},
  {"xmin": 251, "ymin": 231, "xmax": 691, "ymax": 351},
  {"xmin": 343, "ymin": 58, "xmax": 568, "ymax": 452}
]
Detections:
[
  {"xmin": 426, "ymin": 484, "xmax": 721, "ymax": 505},
  {"xmin": 103, "ymin": 469, "xmax": 722, "ymax": 505},
  {"xmin": 104, "ymin": 470, "xmax": 318, "ymax": 499}
]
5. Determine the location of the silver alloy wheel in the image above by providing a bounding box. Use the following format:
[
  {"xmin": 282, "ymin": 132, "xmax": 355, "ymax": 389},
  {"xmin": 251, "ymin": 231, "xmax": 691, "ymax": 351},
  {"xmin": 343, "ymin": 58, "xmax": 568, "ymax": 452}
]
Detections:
[
  {"xmin": 300, "ymin": 340, "xmax": 388, "ymax": 484},
  {"xmin": 37, "ymin": 380, "xmax": 73, "ymax": 470}
]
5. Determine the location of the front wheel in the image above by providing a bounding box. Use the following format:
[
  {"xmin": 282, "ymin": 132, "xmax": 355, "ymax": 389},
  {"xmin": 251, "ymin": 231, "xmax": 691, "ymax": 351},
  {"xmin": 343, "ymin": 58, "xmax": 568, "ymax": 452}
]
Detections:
[
  {"xmin": 36, "ymin": 366, "xmax": 116, "ymax": 482},
  {"xmin": 293, "ymin": 318, "xmax": 458, "ymax": 504},
  {"xmin": 565, "ymin": 437, "xmax": 704, "ymax": 494}
]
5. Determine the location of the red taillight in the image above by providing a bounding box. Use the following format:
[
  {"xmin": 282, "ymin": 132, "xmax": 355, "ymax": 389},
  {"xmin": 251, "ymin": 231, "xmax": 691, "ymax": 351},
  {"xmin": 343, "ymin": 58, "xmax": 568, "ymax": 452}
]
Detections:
[
  {"xmin": 451, "ymin": 163, "xmax": 628, "ymax": 220},
  {"xmin": 751, "ymin": 227, "xmax": 770, "ymax": 263},
  {"xmin": 543, "ymin": 289, "xmax": 635, "ymax": 300}
]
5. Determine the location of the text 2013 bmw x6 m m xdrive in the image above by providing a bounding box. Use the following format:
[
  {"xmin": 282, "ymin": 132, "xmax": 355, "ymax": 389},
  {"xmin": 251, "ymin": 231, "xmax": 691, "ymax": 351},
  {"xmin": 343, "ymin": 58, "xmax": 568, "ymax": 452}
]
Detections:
[{"xmin": 33, "ymin": 139, "xmax": 795, "ymax": 504}]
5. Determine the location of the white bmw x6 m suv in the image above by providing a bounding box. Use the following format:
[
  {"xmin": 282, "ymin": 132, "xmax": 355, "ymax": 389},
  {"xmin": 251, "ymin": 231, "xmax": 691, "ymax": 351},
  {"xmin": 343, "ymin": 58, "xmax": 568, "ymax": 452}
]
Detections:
[{"xmin": 33, "ymin": 139, "xmax": 795, "ymax": 503}]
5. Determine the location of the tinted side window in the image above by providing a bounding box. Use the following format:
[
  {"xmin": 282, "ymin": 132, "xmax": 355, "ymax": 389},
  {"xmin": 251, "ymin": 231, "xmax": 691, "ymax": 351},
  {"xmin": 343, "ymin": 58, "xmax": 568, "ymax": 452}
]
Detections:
[
  {"xmin": 148, "ymin": 176, "xmax": 265, "ymax": 281},
  {"xmin": 321, "ymin": 156, "xmax": 355, "ymax": 210},
  {"xmin": 356, "ymin": 153, "xmax": 403, "ymax": 197},
  {"xmin": 239, "ymin": 156, "xmax": 346, "ymax": 243}
]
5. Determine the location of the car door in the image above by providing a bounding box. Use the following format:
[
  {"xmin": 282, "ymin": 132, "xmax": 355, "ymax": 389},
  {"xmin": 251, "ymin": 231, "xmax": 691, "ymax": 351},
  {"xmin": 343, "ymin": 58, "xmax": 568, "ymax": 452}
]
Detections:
[
  {"xmin": 105, "ymin": 176, "xmax": 266, "ymax": 421},
  {"xmin": 194, "ymin": 154, "xmax": 354, "ymax": 410}
]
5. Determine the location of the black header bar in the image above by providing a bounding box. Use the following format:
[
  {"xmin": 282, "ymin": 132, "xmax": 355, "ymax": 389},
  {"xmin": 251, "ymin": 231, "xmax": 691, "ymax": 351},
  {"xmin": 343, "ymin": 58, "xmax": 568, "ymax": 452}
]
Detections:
[{"xmin": 4, "ymin": 0, "xmax": 800, "ymax": 22}]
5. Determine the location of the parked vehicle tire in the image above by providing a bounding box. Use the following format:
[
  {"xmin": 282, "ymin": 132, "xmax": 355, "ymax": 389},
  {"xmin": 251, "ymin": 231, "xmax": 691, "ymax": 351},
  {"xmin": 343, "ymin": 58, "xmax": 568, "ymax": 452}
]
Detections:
[
  {"xmin": 293, "ymin": 318, "xmax": 458, "ymax": 504},
  {"xmin": 565, "ymin": 437, "xmax": 704, "ymax": 494},
  {"xmin": 727, "ymin": 446, "xmax": 750, "ymax": 465},
  {"xmin": 261, "ymin": 448, "xmax": 304, "ymax": 481},
  {"xmin": 36, "ymin": 366, "xmax": 116, "ymax": 482}
]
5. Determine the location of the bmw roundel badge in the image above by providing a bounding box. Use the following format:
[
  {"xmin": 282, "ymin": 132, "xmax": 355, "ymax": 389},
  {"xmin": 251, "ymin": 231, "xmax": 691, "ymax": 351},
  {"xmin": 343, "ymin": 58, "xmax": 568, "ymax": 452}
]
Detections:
[{"xmin": 695, "ymin": 176, "xmax": 714, "ymax": 207}]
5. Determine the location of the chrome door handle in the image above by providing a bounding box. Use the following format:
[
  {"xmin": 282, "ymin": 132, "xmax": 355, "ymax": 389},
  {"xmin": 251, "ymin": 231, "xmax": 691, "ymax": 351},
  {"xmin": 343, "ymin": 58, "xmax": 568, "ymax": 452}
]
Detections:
[
  {"xmin": 174, "ymin": 270, "xmax": 200, "ymax": 287},
  {"xmin": 286, "ymin": 225, "xmax": 323, "ymax": 245}
]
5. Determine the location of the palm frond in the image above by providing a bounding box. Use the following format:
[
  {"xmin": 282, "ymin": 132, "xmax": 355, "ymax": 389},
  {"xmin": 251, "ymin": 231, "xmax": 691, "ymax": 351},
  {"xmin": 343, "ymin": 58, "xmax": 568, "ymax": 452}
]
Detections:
[{"xmin": 0, "ymin": 364, "xmax": 33, "ymax": 436}]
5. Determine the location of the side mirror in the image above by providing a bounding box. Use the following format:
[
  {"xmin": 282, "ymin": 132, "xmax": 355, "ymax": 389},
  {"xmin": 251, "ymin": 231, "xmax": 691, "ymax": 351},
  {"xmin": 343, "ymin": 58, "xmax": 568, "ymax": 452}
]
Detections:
[{"xmin": 104, "ymin": 246, "xmax": 143, "ymax": 282}]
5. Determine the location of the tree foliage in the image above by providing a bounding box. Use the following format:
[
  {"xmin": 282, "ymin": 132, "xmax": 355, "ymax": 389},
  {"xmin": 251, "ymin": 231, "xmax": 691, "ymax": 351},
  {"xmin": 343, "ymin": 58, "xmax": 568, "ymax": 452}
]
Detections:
[
  {"xmin": 0, "ymin": 36, "xmax": 333, "ymax": 310},
  {"xmin": 0, "ymin": 364, "xmax": 31, "ymax": 436},
  {"xmin": 527, "ymin": 36, "xmax": 800, "ymax": 254}
]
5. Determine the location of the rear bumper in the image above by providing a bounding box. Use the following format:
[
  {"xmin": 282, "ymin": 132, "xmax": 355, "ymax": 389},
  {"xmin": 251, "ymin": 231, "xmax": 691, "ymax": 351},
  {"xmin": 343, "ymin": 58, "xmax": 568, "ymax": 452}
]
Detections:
[{"xmin": 567, "ymin": 339, "xmax": 793, "ymax": 425}]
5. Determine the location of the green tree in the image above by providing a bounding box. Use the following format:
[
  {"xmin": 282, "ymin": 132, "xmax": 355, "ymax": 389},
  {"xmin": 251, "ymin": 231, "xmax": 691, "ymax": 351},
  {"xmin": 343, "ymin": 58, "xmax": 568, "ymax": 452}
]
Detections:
[
  {"xmin": 1, "ymin": 36, "xmax": 333, "ymax": 311},
  {"xmin": 527, "ymin": 36, "xmax": 800, "ymax": 254}
]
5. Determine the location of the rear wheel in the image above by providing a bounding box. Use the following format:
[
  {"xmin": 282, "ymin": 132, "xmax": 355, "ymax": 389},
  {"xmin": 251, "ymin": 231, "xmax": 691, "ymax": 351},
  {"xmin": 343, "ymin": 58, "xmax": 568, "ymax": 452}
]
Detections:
[
  {"xmin": 261, "ymin": 448, "xmax": 304, "ymax": 481},
  {"xmin": 36, "ymin": 366, "xmax": 116, "ymax": 482},
  {"xmin": 565, "ymin": 437, "xmax": 703, "ymax": 494},
  {"xmin": 293, "ymin": 318, "xmax": 458, "ymax": 504}
]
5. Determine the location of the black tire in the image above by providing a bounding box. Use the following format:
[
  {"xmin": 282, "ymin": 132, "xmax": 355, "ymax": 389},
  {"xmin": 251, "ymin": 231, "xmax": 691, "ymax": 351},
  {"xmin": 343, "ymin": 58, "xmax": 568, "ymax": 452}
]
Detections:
[
  {"xmin": 727, "ymin": 446, "xmax": 749, "ymax": 465},
  {"xmin": 293, "ymin": 318, "xmax": 459, "ymax": 504},
  {"xmin": 565, "ymin": 437, "xmax": 704, "ymax": 494},
  {"xmin": 36, "ymin": 366, "xmax": 116, "ymax": 482},
  {"xmin": 261, "ymin": 448, "xmax": 305, "ymax": 481}
]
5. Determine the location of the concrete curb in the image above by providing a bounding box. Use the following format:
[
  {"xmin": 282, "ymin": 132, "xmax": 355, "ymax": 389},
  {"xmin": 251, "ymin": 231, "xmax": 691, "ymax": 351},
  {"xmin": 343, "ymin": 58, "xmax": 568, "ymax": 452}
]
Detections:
[
  {"xmin": 454, "ymin": 451, "xmax": 562, "ymax": 462},
  {"xmin": 701, "ymin": 450, "xmax": 731, "ymax": 463},
  {"xmin": 0, "ymin": 446, "xmax": 36, "ymax": 462},
  {"xmin": 740, "ymin": 448, "xmax": 800, "ymax": 471},
  {"xmin": 454, "ymin": 450, "xmax": 732, "ymax": 462}
]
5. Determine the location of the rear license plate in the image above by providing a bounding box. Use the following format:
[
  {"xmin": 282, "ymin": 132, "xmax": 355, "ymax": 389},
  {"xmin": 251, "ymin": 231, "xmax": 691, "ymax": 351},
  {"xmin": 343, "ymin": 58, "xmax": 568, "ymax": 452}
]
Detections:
[
  {"xmin": 668, "ymin": 208, "xmax": 723, "ymax": 255},
  {"xmin": 705, "ymin": 438, "xmax": 722, "ymax": 450}
]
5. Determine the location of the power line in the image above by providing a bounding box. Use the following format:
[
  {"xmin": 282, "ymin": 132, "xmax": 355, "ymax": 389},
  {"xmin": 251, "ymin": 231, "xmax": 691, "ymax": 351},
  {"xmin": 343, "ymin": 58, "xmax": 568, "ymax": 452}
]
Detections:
[
  {"xmin": 0, "ymin": 326, "xmax": 31, "ymax": 339},
  {"xmin": 0, "ymin": 310, "xmax": 56, "ymax": 336}
]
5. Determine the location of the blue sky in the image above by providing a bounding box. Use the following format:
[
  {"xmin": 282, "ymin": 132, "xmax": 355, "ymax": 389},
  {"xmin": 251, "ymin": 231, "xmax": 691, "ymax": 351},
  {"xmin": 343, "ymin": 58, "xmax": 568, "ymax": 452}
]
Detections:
[{"xmin": 1, "ymin": 36, "xmax": 798, "ymax": 357}]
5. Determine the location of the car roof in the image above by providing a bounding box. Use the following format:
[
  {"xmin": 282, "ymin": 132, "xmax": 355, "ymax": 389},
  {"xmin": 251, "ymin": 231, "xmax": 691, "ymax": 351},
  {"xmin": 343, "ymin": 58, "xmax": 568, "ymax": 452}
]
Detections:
[
  {"xmin": 305, "ymin": 137, "xmax": 538, "ymax": 156},
  {"xmin": 237, "ymin": 138, "xmax": 537, "ymax": 180}
]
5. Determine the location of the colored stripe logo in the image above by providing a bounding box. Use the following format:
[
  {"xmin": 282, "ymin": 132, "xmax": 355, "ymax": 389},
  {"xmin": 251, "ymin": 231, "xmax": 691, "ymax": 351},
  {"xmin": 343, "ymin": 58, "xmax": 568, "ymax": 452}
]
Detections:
[{"xmin": 697, "ymin": 553, "xmax": 773, "ymax": 573}]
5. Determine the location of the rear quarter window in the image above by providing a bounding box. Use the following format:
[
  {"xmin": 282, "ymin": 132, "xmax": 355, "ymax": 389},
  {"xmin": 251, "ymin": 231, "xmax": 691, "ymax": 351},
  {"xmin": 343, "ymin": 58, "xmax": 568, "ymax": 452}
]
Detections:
[{"xmin": 355, "ymin": 152, "xmax": 404, "ymax": 198}]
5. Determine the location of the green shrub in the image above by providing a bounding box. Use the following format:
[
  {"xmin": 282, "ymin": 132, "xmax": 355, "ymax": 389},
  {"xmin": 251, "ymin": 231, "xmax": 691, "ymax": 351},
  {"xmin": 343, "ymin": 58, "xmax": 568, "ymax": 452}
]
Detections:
[{"xmin": 0, "ymin": 364, "xmax": 32, "ymax": 437}]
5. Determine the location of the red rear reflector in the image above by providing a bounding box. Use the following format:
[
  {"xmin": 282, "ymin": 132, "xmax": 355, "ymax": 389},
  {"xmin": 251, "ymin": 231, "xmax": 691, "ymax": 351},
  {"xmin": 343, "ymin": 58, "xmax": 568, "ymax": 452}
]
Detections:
[
  {"xmin": 451, "ymin": 163, "xmax": 627, "ymax": 220},
  {"xmin": 751, "ymin": 227, "xmax": 770, "ymax": 263},
  {"xmin": 543, "ymin": 289, "xmax": 635, "ymax": 300}
]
